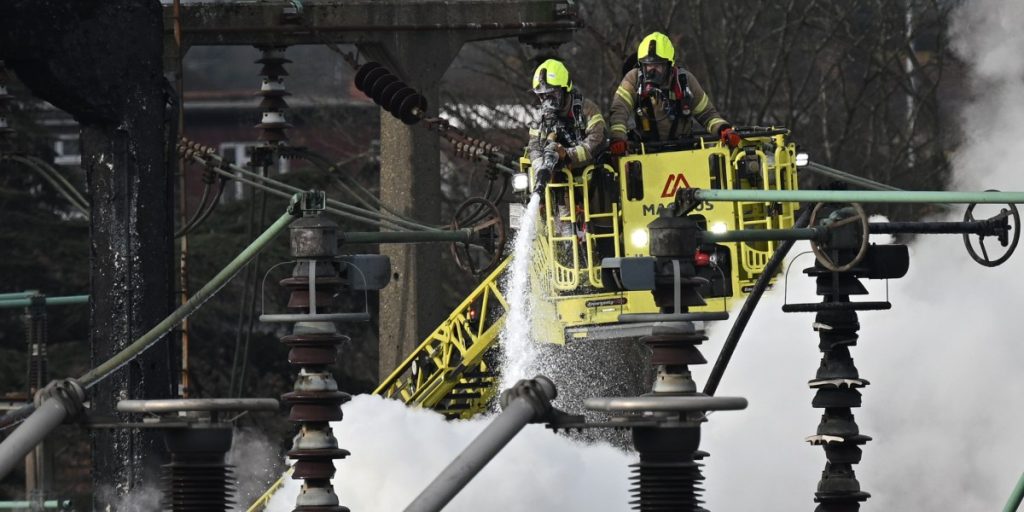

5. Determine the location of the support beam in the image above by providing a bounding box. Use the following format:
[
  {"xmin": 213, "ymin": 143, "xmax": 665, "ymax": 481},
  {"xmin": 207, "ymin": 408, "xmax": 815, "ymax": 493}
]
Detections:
[{"xmin": 363, "ymin": 34, "xmax": 462, "ymax": 380}]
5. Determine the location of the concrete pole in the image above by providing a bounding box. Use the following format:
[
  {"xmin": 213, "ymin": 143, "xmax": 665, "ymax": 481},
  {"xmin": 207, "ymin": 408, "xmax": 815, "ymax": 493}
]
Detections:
[
  {"xmin": 361, "ymin": 34, "xmax": 464, "ymax": 380},
  {"xmin": 0, "ymin": 1, "xmax": 174, "ymax": 506}
]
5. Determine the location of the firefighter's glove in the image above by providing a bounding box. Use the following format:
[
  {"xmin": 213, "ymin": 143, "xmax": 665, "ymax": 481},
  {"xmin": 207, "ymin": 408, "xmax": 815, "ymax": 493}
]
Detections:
[
  {"xmin": 609, "ymin": 140, "xmax": 629, "ymax": 156},
  {"xmin": 720, "ymin": 127, "xmax": 742, "ymax": 149}
]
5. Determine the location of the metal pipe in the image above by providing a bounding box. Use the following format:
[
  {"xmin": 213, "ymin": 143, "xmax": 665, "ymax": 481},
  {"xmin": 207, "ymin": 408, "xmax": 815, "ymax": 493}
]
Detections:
[
  {"xmin": 80, "ymin": 207, "xmax": 296, "ymax": 388},
  {"xmin": 584, "ymin": 396, "xmax": 748, "ymax": 412},
  {"xmin": 116, "ymin": 398, "xmax": 279, "ymax": 414},
  {"xmin": 0, "ymin": 295, "xmax": 88, "ymax": 309},
  {"xmin": 868, "ymin": 220, "xmax": 1005, "ymax": 234},
  {"xmin": 405, "ymin": 376, "xmax": 557, "ymax": 512},
  {"xmin": 0, "ymin": 291, "xmax": 38, "ymax": 300},
  {"xmin": 701, "ymin": 218, "xmax": 1005, "ymax": 245},
  {"xmin": 1003, "ymin": 472, "xmax": 1024, "ymax": 512},
  {"xmin": 702, "ymin": 228, "xmax": 820, "ymax": 243},
  {"xmin": 0, "ymin": 397, "xmax": 72, "ymax": 480},
  {"xmin": 0, "ymin": 203, "xmax": 298, "ymax": 434},
  {"xmin": 341, "ymin": 230, "xmax": 475, "ymax": 244},
  {"xmin": 0, "ymin": 500, "xmax": 69, "ymax": 509},
  {"xmin": 695, "ymin": 188, "xmax": 1024, "ymax": 204}
]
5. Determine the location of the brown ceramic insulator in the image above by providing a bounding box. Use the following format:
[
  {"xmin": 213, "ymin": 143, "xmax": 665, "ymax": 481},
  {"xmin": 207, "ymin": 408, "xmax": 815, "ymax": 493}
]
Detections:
[
  {"xmin": 285, "ymin": 290, "xmax": 339, "ymax": 311},
  {"xmin": 259, "ymin": 95, "xmax": 290, "ymax": 111},
  {"xmin": 259, "ymin": 63, "xmax": 290, "ymax": 78},
  {"xmin": 282, "ymin": 333, "xmax": 347, "ymax": 366},
  {"xmin": 287, "ymin": 452, "xmax": 349, "ymax": 480},
  {"xmin": 282, "ymin": 391, "xmax": 351, "ymax": 422},
  {"xmin": 280, "ymin": 275, "xmax": 344, "ymax": 290},
  {"xmin": 641, "ymin": 334, "xmax": 708, "ymax": 366}
]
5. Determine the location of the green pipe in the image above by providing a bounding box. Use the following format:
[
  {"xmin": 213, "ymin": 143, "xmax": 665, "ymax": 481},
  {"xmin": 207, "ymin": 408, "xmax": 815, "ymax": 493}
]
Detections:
[
  {"xmin": 0, "ymin": 291, "xmax": 39, "ymax": 300},
  {"xmin": 342, "ymin": 229, "xmax": 475, "ymax": 244},
  {"xmin": 702, "ymin": 228, "xmax": 820, "ymax": 243},
  {"xmin": 0, "ymin": 295, "xmax": 88, "ymax": 309},
  {"xmin": 1003, "ymin": 472, "xmax": 1024, "ymax": 512},
  {"xmin": 0, "ymin": 200, "xmax": 298, "ymax": 438},
  {"xmin": 79, "ymin": 204, "xmax": 297, "ymax": 388},
  {"xmin": 696, "ymin": 189, "xmax": 1024, "ymax": 204},
  {"xmin": 0, "ymin": 500, "xmax": 69, "ymax": 509}
]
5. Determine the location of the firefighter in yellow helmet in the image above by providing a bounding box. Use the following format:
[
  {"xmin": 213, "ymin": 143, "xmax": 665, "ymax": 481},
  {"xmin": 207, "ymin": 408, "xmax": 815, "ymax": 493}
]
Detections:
[
  {"xmin": 608, "ymin": 32, "xmax": 739, "ymax": 154},
  {"xmin": 527, "ymin": 58, "xmax": 607, "ymax": 189}
]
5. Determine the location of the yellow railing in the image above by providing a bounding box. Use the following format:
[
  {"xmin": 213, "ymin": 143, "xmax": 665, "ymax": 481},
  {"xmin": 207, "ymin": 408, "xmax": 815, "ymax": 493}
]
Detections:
[
  {"xmin": 543, "ymin": 164, "xmax": 621, "ymax": 292},
  {"xmin": 374, "ymin": 257, "xmax": 510, "ymax": 418},
  {"xmin": 245, "ymin": 467, "xmax": 293, "ymax": 512}
]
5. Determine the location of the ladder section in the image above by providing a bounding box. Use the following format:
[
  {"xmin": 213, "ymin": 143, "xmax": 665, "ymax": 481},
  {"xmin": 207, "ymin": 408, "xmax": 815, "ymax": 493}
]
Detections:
[{"xmin": 374, "ymin": 257, "xmax": 510, "ymax": 419}]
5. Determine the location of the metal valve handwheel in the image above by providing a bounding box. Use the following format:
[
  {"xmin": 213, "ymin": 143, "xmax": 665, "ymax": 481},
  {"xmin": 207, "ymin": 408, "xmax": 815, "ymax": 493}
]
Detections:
[
  {"xmin": 809, "ymin": 202, "xmax": 870, "ymax": 272},
  {"xmin": 962, "ymin": 191, "xmax": 1020, "ymax": 267},
  {"xmin": 450, "ymin": 197, "xmax": 507, "ymax": 276}
]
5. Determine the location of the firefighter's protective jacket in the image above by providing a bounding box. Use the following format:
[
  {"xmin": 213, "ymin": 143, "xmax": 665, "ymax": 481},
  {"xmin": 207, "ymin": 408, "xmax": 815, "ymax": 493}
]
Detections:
[
  {"xmin": 608, "ymin": 68, "xmax": 728, "ymax": 142},
  {"xmin": 527, "ymin": 95, "xmax": 607, "ymax": 169}
]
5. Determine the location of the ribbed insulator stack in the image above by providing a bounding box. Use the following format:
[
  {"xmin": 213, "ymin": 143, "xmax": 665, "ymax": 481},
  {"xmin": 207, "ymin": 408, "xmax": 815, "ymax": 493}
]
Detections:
[
  {"xmin": 255, "ymin": 47, "xmax": 292, "ymax": 144},
  {"xmin": 0, "ymin": 61, "xmax": 15, "ymax": 144},
  {"xmin": 631, "ymin": 326, "xmax": 710, "ymax": 512},
  {"xmin": 162, "ymin": 427, "xmax": 236, "ymax": 511},
  {"xmin": 24, "ymin": 297, "xmax": 48, "ymax": 394},
  {"xmin": 450, "ymin": 134, "xmax": 503, "ymax": 162},
  {"xmin": 353, "ymin": 62, "xmax": 427, "ymax": 125},
  {"xmin": 280, "ymin": 214, "xmax": 350, "ymax": 512},
  {"xmin": 804, "ymin": 267, "xmax": 871, "ymax": 511}
]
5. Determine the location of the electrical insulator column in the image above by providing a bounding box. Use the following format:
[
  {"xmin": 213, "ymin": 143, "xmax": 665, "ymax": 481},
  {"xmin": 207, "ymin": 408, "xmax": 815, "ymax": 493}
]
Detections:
[
  {"xmin": 803, "ymin": 267, "xmax": 871, "ymax": 512},
  {"xmin": 274, "ymin": 198, "xmax": 351, "ymax": 512},
  {"xmin": 255, "ymin": 47, "xmax": 292, "ymax": 145}
]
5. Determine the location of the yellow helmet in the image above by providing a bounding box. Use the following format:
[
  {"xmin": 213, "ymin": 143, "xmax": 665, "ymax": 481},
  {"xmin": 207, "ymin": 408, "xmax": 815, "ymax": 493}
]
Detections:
[
  {"xmin": 637, "ymin": 32, "xmax": 675, "ymax": 66},
  {"xmin": 531, "ymin": 59, "xmax": 573, "ymax": 93}
]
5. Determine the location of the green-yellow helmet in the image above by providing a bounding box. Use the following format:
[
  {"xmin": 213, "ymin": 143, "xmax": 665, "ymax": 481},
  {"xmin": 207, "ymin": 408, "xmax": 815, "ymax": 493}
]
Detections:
[
  {"xmin": 532, "ymin": 59, "xmax": 573, "ymax": 93},
  {"xmin": 637, "ymin": 32, "xmax": 675, "ymax": 66}
]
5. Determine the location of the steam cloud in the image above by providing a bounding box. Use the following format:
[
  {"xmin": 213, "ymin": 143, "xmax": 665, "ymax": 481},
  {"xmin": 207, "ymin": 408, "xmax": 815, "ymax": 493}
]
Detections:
[{"xmin": 265, "ymin": 395, "xmax": 632, "ymax": 512}]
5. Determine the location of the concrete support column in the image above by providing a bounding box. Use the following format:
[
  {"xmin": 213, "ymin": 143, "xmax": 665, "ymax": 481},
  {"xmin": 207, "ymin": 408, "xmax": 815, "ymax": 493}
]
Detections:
[
  {"xmin": 362, "ymin": 35, "xmax": 463, "ymax": 380},
  {"xmin": 0, "ymin": 1, "xmax": 175, "ymax": 506}
]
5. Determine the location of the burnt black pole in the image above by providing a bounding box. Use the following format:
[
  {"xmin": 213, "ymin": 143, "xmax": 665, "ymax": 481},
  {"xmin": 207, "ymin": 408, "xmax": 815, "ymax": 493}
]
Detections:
[{"xmin": 0, "ymin": 1, "xmax": 175, "ymax": 507}]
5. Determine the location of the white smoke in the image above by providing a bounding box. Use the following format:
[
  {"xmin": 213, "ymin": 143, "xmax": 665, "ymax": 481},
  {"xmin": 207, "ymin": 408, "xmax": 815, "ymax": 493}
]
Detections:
[
  {"xmin": 229, "ymin": 428, "xmax": 285, "ymax": 510},
  {"xmin": 265, "ymin": 394, "xmax": 633, "ymax": 512},
  {"xmin": 700, "ymin": 2, "xmax": 1024, "ymax": 509}
]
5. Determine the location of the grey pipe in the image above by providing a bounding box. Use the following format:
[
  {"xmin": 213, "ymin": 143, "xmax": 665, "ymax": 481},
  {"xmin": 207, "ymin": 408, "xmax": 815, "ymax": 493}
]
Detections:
[
  {"xmin": 0, "ymin": 380, "xmax": 84, "ymax": 481},
  {"xmin": 405, "ymin": 376, "xmax": 557, "ymax": 512},
  {"xmin": 116, "ymin": 398, "xmax": 279, "ymax": 414}
]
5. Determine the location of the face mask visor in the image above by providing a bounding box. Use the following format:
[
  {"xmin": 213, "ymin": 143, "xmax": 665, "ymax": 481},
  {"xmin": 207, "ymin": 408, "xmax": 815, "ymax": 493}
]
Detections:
[
  {"xmin": 641, "ymin": 61, "xmax": 669, "ymax": 86},
  {"xmin": 535, "ymin": 88, "xmax": 565, "ymax": 114}
]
